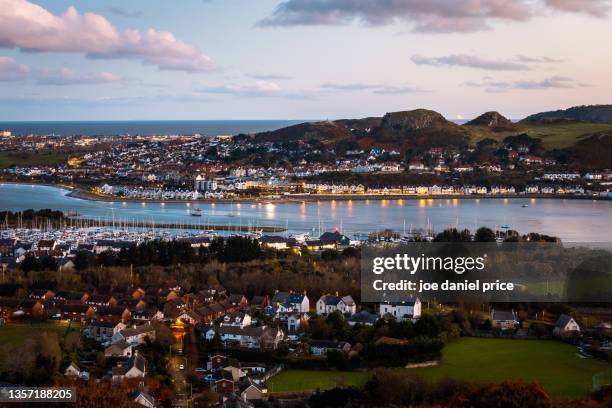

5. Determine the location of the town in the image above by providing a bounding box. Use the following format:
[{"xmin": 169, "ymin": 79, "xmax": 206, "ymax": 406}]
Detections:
[
  {"xmin": 0, "ymin": 221, "xmax": 611, "ymax": 407},
  {"xmin": 1, "ymin": 128, "xmax": 610, "ymax": 201}
]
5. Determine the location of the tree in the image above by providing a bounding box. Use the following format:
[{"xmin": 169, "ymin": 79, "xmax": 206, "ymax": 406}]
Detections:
[
  {"xmin": 20, "ymin": 253, "xmax": 40, "ymax": 273},
  {"xmin": 475, "ymin": 227, "xmax": 496, "ymax": 242},
  {"xmin": 40, "ymin": 255, "xmax": 58, "ymax": 271},
  {"xmin": 74, "ymin": 250, "xmax": 90, "ymax": 271}
]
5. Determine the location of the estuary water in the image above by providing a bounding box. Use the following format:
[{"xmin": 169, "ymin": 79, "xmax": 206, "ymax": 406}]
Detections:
[{"xmin": 1, "ymin": 184, "xmax": 611, "ymax": 242}]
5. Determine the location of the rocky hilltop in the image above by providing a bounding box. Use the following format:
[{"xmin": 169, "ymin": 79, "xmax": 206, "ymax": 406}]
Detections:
[
  {"xmin": 465, "ymin": 111, "xmax": 520, "ymax": 132},
  {"xmin": 370, "ymin": 109, "xmax": 471, "ymax": 150}
]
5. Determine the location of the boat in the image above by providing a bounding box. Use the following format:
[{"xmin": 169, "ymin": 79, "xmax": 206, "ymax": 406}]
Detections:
[{"xmin": 190, "ymin": 208, "xmax": 203, "ymax": 216}]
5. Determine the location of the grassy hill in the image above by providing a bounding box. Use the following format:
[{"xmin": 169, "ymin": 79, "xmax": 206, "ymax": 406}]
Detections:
[
  {"xmin": 255, "ymin": 105, "xmax": 612, "ymax": 152},
  {"xmin": 520, "ymin": 120, "xmax": 612, "ymax": 149},
  {"xmin": 523, "ymin": 104, "xmax": 612, "ymax": 124},
  {"xmin": 256, "ymin": 121, "xmax": 352, "ymax": 144}
]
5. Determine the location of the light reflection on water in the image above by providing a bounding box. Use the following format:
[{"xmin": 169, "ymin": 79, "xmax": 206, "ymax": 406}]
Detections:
[{"xmin": 1, "ymin": 183, "xmax": 611, "ymax": 241}]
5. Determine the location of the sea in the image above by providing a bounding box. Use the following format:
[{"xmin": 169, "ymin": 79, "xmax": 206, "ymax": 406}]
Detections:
[{"xmin": 0, "ymin": 120, "xmax": 310, "ymax": 136}]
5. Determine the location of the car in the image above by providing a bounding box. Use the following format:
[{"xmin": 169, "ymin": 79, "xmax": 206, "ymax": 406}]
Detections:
[{"xmin": 179, "ymin": 364, "xmax": 185, "ymax": 370}]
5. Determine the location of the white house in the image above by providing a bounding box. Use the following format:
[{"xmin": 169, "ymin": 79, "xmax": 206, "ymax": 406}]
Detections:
[
  {"xmin": 129, "ymin": 390, "xmax": 155, "ymax": 408},
  {"xmin": 287, "ymin": 313, "xmax": 309, "ymax": 332},
  {"xmin": 64, "ymin": 362, "xmax": 80, "ymax": 378},
  {"xmin": 85, "ymin": 320, "xmax": 126, "ymax": 342},
  {"xmin": 316, "ymin": 294, "xmax": 356, "ymax": 316},
  {"xmin": 272, "ymin": 292, "xmax": 309, "ymax": 314},
  {"xmin": 205, "ymin": 325, "xmax": 284, "ymax": 350},
  {"xmin": 553, "ymin": 314, "xmax": 580, "ymax": 336},
  {"xmin": 112, "ymin": 353, "xmax": 146, "ymax": 382},
  {"xmin": 220, "ymin": 312, "xmax": 251, "ymax": 328},
  {"xmin": 104, "ymin": 340, "xmax": 134, "ymax": 358},
  {"xmin": 379, "ymin": 298, "xmax": 421, "ymax": 321},
  {"xmin": 112, "ymin": 323, "xmax": 156, "ymax": 345}
]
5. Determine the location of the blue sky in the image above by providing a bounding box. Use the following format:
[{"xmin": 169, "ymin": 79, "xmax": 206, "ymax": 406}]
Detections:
[{"xmin": 0, "ymin": 0, "xmax": 611, "ymax": 120}]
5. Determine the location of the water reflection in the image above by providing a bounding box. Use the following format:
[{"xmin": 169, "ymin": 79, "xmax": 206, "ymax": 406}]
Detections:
[{"xmin": 0, "ymin": 184, "xmax": 610, "ymax": 241}]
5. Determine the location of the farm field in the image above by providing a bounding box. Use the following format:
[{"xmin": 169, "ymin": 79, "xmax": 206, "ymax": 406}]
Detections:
[
  {"xmin": 409, "ymin": 337, "xmax": 611, "ymax": 399},
  {"xmin": 266, "ymin": 369, "xmax": 371, "ymax": 393}
]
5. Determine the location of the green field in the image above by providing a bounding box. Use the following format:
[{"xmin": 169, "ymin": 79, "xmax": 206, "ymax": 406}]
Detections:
[
  {"xmin": 410, "ymin": 337, "xmax": 611, "ymax": 399},
  {"xmin": 0, "ymin": 150, "xmax": 74, "ymax": 168},
  {"xmin": 521, "ymin": 121, "xmax": 612, "ymax": 148},
  {"xmin": 0, "ymin": 322, "xmax": 73, "ymax": 346},
  {"xmin": 266, "ymin": 369, "xmax": 371, "ymax": 393},
  {"xmin": 267, "ymin": 338, "xmax": 611, "ymax": 399},
  {"xmin": 467, "ymin": 121, "xmax": 612, "ymax": 149}
]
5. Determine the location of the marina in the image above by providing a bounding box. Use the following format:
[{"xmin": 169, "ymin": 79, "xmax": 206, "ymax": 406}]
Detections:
[{"xmin": 1, "ymin": 183, "xmax": 611, "ymax": 242}]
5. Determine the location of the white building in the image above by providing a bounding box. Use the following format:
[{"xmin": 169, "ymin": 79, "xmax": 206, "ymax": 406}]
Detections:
[
  {"xmin": 316, "ymin": 294, "xmax": 357, "ymax": 316},
  {"xmin": 379, "ymin": 298, "xmax": 421, "ymax": 321}
]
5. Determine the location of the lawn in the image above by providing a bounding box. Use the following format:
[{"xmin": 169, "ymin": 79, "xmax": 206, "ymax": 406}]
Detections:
[
  {"xmin": 0, "ymin": 322, "xmax": 73, "ymax": 346},
  {"xmin": 266, "ymin": 369, "xmax": 371, "ymax": 393},
  {"xmin": 267, "ymin": 338, "xmax": 611, "ymax": 399},
  {"xmin": 0, "ymin": 150, "xmax": 74, "ymax": 168},
  {"xmin": 409, "ymin": 337, "xmax": 611, "ymax": 399}
]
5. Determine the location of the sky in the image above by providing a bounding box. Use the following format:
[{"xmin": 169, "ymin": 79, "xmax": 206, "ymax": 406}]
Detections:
[{"xmin": 0, "ymin": 0, "xmax": 611, "ymax": 121}]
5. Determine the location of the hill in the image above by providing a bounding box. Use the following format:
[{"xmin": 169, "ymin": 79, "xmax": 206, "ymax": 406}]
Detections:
[
  {"xmin": 464, "ymin": 111, "xmax": 521, "ymax": 132},
  {"xmin": 563, "ymin": 131, "xmax": 612, "ymax": 170},
  {"xmin": 256, "ymin": 121, "xmax": 352, "ymax": 144},
  {"xmin": 334, "ymin": 117, "xmax": 382, "ymax": 134},
  {"xmin": 364, "ymin": 109, "xmax": 472, "ymax": 151},
  {"xmin": 522, "ymin": 104, "xmax": 612, "ymax": 124},
  {"xmin": 520, "ymin": 120, "xmax": 612, "ymax": 149}
]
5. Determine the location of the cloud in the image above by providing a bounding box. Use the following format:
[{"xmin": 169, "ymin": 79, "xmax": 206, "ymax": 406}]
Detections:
[
  {"xmin": 0, "ymin": 56, "xmax": 29, "ymax": 81},
  {"xmin": 0, "ymin": 0, "xmax": 214, "ymax": 72},
  {"xmin": 103, "ymin": 7, "xmax": 143, "ymax": 18},
  {"xmin": 411, "ymin": 54, "xmax": 530, "ymax": 70},
  {"xmin": 373, "ymin": 85, "xmax": 427, "ymax": 94},
  {"xmin": 198, "ymin": 80, "xmax": 312, "ymax": 99},
  {"xmin": 246, "ymin": 72, "xmax": 293, "ymax": 80},
  {"xmin": 544, "ymin": 0, "xmax": 611, "ymax": 16},
  {"xmin": 514, "ymin": 55, "xmax": 564, "ymax": 63},
  {"xmin": 257, "ymin": 0, "xmax": 532, "ymax": 33},
  {"xmin": 36, "ymin": 68, "xmax": 121, "ymax": 85},
  {"xmin": 258, "ymin": 0, "xmax": 609, "ymax": 32},
  {"xmin": 321, "ymin": 82, "xmax": 427, "ymax": 93},
  {"xmin": 320, "ymin": 83, "xmax": 380, "ymax": 91},
  {"xmin": 465, "ymin": 76, "xmax": 589, "ymax": 92}
]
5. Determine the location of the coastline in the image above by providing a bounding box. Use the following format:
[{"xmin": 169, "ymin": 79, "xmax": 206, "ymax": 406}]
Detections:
[
  {"xmin": 67, "ymin": 186, "xmax": 610, "ymax": 204},
  {"xmin": 2, "ymin": 180, "xmax": 609, "ymax": 205}
]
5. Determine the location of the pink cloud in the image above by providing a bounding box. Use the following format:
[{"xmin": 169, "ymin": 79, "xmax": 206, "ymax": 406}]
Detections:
[
  {"xmin": 0, "ymin": 56, "xmax": 29, "ymax": 81},
  {"xmin": 0, "ymin": 0, "xmax": 213, "ymax": 72},
  {"xmin": 544, "ymin": 0, "xmax": 611, "ymax": 16},
  {"xmin": 36, "ymin": 68, "xmax": 122, "ymax": 85}
]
